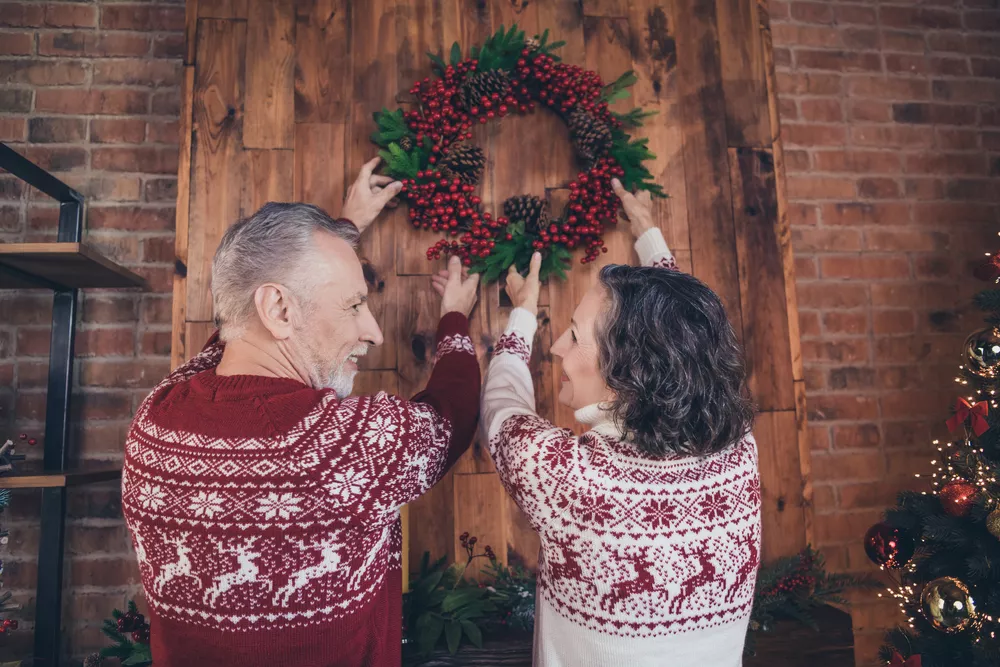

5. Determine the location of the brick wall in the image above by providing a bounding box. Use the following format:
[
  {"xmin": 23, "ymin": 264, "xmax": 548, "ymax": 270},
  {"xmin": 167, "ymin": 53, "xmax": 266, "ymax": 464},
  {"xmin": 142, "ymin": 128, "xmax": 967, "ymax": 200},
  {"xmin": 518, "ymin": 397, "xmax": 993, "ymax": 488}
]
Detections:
[
  {"xmin": 770, "ymin": 1, "xmax": 1000, "ymax": 663},
  {"xmin": 0, "ymin": 1, "xmax": 183, "ymax": 661}
]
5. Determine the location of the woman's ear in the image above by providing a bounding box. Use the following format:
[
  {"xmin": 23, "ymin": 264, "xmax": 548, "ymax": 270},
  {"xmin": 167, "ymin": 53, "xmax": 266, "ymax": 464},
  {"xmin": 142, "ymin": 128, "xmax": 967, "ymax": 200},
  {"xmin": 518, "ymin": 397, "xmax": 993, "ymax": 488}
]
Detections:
[{"xmin": 254, "ymin": 283, "xmax": 294, "ymax": 340}]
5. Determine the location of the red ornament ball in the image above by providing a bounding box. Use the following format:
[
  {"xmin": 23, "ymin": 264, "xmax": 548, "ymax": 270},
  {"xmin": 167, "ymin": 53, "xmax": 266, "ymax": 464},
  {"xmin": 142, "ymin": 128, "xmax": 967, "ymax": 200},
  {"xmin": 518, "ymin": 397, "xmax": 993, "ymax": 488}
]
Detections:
[
  {"xmin": 863, "ymin": 522, "xmax": 915, "ymax": 569},
  {"xmin": 939, "ymin": 481, "xmax": 977, "ymax": 517}
]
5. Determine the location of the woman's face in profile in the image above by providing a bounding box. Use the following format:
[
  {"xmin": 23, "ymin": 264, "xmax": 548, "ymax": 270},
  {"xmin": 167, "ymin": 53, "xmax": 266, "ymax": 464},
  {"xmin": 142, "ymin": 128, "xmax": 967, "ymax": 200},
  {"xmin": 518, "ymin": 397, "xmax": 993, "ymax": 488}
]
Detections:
[{"xmin": 551, "ymin": 284, "xmax": 615, "ymax": 410}]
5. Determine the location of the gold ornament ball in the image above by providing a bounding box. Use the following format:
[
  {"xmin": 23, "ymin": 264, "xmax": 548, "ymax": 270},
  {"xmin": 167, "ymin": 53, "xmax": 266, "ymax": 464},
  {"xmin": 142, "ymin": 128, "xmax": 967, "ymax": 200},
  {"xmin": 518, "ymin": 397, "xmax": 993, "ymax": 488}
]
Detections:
[
  {"xmin": 987, "ymin": 509, "xmax": 1000, "ymax": 539},
  {"xmin": 963, "ymin": 326, "xmax": 1000, "ymax": 379},
  {"xmin": 920, "ymin": 576, "xmax": 977, "ymax": 633}
]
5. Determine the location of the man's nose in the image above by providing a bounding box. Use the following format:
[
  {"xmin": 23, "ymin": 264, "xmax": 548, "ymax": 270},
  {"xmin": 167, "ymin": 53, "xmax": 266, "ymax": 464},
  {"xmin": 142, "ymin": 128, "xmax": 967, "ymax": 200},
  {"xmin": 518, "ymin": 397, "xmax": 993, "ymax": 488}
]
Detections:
[{"xmin": 363, "ymin": 310, "xmax": 384, "ymax": 347}]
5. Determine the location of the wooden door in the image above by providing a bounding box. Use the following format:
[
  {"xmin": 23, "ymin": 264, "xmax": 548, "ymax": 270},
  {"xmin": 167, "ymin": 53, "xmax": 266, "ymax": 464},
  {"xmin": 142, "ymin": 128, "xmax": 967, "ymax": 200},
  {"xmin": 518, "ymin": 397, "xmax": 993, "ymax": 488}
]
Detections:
[{"xmin": 173, "ymin": 0, "xmax": 811, "ymax": 572}]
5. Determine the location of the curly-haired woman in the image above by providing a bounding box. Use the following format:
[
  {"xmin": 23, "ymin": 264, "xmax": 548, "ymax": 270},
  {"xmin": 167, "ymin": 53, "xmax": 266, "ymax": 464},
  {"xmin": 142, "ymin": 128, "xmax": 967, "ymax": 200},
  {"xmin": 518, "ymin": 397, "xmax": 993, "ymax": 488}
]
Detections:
[{"xmin": 479, "ymin": 180, "xmax": 761, "ymax": 667}]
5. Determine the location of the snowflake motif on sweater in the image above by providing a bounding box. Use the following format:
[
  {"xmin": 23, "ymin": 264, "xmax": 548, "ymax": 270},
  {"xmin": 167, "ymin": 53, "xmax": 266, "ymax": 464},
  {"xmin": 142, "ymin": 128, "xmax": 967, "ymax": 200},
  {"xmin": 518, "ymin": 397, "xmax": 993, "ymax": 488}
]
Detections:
[
  {"xmin": 481, "ymin": 228, "xmax": 761, "ymax": 664},
  {"xmin": 121, "ymin": 313, "xmax": 480, "ymax": 654}
]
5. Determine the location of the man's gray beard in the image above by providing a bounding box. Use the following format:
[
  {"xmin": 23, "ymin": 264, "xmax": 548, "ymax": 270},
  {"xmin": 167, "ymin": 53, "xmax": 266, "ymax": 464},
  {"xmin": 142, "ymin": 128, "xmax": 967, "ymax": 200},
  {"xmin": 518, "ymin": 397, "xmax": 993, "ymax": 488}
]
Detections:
[{"xmin": 326, "ymin": 367, "xmax": 357, "ymax": 399}]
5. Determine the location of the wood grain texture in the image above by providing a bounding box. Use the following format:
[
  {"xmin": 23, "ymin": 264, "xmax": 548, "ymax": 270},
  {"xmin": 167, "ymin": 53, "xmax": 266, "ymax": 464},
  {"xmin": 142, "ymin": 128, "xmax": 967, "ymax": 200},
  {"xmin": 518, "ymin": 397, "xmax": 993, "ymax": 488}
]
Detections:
[
  {"xmin": 669, "ymin": 0, "xmax": 743, "ymax": 335},
  {"xmin": 198, "ymin": 0, "xmax": 247, "ymax": 19},
  {"xmin": 184, "ymin": 0, "xmax": 199, "ymax": 64},
  {"xmin": 295, "ymin": 0, "xmax": 352, "ymax": 122},
  {"xmin": 716, "ymin": 0, "xmax": 769, "ymax": 147},
  {"xmin": 187, "ymin": 18, "xmax": 246, "ymax": 323},
  {"xmin": 184, "ymin": 321, "xmax": 216, "ymax": 363},
  {"xmin": 243, "ymin": 149, "xmax": 294, "ymax": 215},
  {"xmin": 755, "ymin": 409, "xmax": 807, "ymax": 561},
  {"xmin": 172, "ymin": 66, "xmax": 195, "ymax": 369},
  {"xmin": 453, "ymin": 472, "xmax": 510, "ymax": 575},
  {"xmin": 729, "ymin": 147, "xmax": 794, "ymax": 411},
  {"xmin": 581, "ymin": 0, "xmax": 630, "ymax": 17},
  {"xmin": 294, "ymin": 123, "xmax": 347, "ymax": 215},
  {"xmin": 245, "ymin": 0, "xmax": 295, "ymax": 149},
  {"xmin": 0, "ymin": 243, "xmax": 147, "ymax": 289}
]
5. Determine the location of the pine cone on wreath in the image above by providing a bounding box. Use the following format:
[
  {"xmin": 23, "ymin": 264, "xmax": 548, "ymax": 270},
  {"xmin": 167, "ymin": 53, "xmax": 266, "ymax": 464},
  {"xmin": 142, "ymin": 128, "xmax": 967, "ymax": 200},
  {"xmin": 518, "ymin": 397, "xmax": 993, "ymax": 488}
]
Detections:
[
  {"xmin": 503, "ymin": 195, "xmax": 548, "ymax": 233},
  {"xmin": 440, "ymin": 144, "xmax": 486, "ymax": 185},
  {"xmin": 569, "ymin": 109, "xmax": 612, "ymax": 169},
  {"xmin": 83, "ymin": 653, "xmax": 104, "ymax": 667},
  {"xmin": 524, "ymin": 36, "xmax": 541, "ymax": 52},
  {"xmin": 461, "ymin": 69, "xmax": 512, "ymax": 111},
  {"xmin": 398, "ymin": 136, "xmax": 414, "ymax": 152}
]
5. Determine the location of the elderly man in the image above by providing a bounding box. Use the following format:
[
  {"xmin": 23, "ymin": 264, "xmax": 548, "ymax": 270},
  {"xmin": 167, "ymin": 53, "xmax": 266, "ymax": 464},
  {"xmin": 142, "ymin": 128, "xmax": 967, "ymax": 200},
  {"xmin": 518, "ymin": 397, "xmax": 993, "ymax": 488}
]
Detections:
[{"xmin": 121, "ymin": 159, "xmax": 481, "ymax": 667}]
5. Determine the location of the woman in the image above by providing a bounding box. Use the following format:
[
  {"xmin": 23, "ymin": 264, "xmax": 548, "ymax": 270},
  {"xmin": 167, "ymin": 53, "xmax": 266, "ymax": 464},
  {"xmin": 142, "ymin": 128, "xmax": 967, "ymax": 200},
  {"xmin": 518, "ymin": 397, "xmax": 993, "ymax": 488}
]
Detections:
[{"xmin": 480, "ymin": 180, "xmax": 761, "ymax": 666}]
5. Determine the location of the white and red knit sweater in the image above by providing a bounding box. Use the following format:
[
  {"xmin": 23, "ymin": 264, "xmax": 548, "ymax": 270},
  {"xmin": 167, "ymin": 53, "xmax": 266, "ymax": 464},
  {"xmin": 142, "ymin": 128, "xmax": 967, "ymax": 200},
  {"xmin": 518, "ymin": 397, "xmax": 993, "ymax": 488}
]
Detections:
[
  {"xmin": 121, "ymin": 312, "xmax": 479, "ymax": 667},
  {"xmin": 482, "ymin": 228, "xmax": 761, "ymax": 667}
]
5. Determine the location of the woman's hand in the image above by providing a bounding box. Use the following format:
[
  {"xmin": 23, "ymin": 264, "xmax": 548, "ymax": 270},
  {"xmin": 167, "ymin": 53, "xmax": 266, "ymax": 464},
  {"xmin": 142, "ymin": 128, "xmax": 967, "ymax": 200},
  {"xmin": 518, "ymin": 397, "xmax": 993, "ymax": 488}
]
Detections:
[
  {"xmin": 505, "ymin": 252, "xmax": 542, "ymax": 316},
  {"xmin": 341, "ymin": 157, "xmax": 403, "ymax": 234},
  {"xmin": 611, "ymin": 178, "xmax": 654, "ymax": 239},
  {"xmin": 431, "ymin": 256, "xmax": 481, "ymax": 318}
]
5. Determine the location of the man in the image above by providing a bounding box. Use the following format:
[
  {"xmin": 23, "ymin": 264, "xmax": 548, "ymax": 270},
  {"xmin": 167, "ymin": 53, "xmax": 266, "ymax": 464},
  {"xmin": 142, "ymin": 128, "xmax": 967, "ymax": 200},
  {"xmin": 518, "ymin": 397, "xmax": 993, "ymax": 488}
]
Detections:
[{"xmin": 121, "ymin": 158, "xmax": 481, "ymax": 666}]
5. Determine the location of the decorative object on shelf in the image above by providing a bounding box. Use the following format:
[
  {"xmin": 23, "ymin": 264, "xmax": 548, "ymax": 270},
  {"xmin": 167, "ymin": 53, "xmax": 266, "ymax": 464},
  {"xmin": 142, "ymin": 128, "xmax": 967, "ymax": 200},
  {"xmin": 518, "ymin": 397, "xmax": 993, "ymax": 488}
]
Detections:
[
  {"xmin": 919, "ymin": 577, "xmax": 976, "ymax": 634},
  {"xmin": 963, "ymin": 327, "xmax": 1000, "ymax": 379},
  {"xmin": 863, "ymin": 523, "xmax": 915, "ymax": 569},
  {"xmin": 0, "ymin": 440, "xmax": 25, "ymax": 475},
  {"xmin": 371, "ymin": 24, "xmax": 666, "ymax": 282},
  {"xmin": 938, "ymin": 480, "xmax": 978, "ymax": 517},
  {"xmin": 945, "ymin": 398, "xmax": 990, "ymax": 437},
  {"xmin": 97, "ymin": 600, "xmax": 152, "ymax": 666}
]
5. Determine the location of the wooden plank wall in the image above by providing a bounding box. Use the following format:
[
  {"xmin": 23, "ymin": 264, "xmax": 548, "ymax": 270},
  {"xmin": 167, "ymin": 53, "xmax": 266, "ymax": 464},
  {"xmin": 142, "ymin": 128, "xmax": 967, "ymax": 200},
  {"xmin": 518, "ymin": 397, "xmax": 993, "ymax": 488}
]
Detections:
[{"xmin": 173, "ymin": 0, "xmax": 812, "ymax": 570}]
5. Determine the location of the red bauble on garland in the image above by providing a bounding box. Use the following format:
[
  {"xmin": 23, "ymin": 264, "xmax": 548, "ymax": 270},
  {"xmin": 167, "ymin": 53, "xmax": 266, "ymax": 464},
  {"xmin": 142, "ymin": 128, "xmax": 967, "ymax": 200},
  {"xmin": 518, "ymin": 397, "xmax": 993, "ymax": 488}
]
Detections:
[
  {"xmin": 938, "ymin": 480, "xmax": 978, "ymax": 517},
  {"xmin": 371, "ymin": 24, "xmax": 666, "ymax": 282}
]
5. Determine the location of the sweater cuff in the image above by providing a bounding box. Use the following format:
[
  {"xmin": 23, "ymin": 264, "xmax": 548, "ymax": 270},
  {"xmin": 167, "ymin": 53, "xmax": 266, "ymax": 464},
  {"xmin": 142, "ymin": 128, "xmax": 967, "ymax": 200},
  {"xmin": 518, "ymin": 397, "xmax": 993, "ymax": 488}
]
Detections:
[
  {"xmin": 438, "ymin": 311, "xmax": 470, "ymax": 338},
  {"xmin": 634, "ymin": 227, "xmax": 668, "ymax": 264},
  {"xmin": 435, "ymin": 312, "xmax": 475, "ymax": 362},
  {"xmin": 505, "ymin": 308, "xmax": 538, "ymax": 340}
]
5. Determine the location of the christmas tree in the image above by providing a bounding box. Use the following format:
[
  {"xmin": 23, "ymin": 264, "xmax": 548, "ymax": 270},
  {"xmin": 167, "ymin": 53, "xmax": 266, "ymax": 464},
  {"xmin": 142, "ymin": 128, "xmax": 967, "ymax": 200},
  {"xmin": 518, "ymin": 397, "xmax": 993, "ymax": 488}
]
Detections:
[{"xmin": 865, "ymin": 245, "xmax": 1000, "ymax": 666}]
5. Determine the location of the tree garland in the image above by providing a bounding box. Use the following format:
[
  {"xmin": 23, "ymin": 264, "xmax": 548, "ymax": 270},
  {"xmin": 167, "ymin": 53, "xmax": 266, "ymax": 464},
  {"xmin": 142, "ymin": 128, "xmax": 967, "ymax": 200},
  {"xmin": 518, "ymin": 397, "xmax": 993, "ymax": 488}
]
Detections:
[{"xmin": 371, "ymin": 24, "xmax": 666, "ymax": 282}]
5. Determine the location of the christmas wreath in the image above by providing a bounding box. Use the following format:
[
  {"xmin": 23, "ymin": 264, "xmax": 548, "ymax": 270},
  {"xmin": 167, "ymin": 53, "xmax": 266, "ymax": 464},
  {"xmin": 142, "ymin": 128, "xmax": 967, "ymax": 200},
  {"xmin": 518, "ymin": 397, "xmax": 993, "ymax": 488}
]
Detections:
[{"xmin": 371, "ymin": 24, "xmax": 666, "ymax": 282}]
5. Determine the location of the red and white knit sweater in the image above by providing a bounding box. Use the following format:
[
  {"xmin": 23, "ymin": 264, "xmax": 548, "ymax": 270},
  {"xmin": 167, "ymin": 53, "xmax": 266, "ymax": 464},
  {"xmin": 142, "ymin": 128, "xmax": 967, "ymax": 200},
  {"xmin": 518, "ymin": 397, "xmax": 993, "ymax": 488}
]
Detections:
[
  {"xmin": 482, "ymin": 228, "xmax": 762, "ymax": 667},
  {"xmin": 122, "ymin": 312, "xmax": 479, "ymax": 667}
]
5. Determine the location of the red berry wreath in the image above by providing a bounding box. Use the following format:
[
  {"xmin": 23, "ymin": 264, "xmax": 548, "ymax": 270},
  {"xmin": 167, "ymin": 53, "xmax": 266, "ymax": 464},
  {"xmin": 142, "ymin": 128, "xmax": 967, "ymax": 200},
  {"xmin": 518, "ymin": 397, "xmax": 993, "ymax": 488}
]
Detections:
[{"xmin": 371, "ymin": 24, "xmax": 666, "ymax": 282}]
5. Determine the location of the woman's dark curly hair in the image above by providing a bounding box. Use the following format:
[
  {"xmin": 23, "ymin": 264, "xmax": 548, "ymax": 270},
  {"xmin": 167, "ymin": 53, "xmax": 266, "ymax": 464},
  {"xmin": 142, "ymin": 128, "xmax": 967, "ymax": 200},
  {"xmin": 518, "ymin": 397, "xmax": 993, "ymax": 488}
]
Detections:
[{"xmin": 596, "ymin": 264, "xmax": 755, "ymax": 458}]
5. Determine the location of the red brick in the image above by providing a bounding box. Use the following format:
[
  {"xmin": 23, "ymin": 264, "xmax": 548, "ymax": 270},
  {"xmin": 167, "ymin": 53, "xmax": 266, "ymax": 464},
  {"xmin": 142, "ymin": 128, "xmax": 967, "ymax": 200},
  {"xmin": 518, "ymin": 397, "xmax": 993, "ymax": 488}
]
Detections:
[
  {"xmin": 0, "ymin": 205, "xmax": 21, "ymax": 231},
  {"xmin": 14, "ymin": 327, "xmax": 49, "ymax": 356},
  {"xmin": 913, "ymin": 202, "xmax": 995, "ymax": 224},
  {"xmin": 850, "ymin": 125, "xmax": 936, "ymax": 149},
  {"xmin": 795, "ymin": 49, "xmax": 882, "ymax": 73},
  {"xmin": 0, "ymin": 60, "xmax": 87, "ymax": 85},
  {"xmin": 885, "ymin": 53, "xmax": 928, "ymax": 76},
  {"xmin": 971, "ymin": 57, "xmax": 1000, "ymax": 79},
  {"xmin": 881, "ymin": 31, "xmax": 926, "ymax": 54},
  {"xmin": 795, "ymin": 282, "xmax": 868, "ymax": 309},
  {"xmin": 23, "ymin": 146, "xmax": 87, "ymax": 172},
  {"xmin": 794, "ymin": 256, "xmax": 817, "ymax": 279},
  {"xmin": 38, "ymin": 31, "xmax": 151, "ymax": 58},
  {"xmin": 944, "ymin": 179, "xmax": 999, "ymax": 203},
  {"xmin": 858, "ymin": 178, "xmax": 901, "ymax": 199},
  {"xmin": 905, "ymin": 153, "xmax": 986, "ymax": 176},
  {"xmin": 964, "ymin": 10, "xmax": 1000, "ymax": 31},
  {"xmin": 790, "ymin": 1, "xmax": 833, "ymax": 24},
  {"xmin": 927, "ymin": 30, "xmax": 966, "ymax": 54},
  {"xmin": 0, "ymin": 2, "xmax": 44, "ymax": 27},
  {"xmin": 808, "ymin": 424, "xmax": 830, "ymax": 452},
  {"xmin": 813, "ymin": 150, "xmax": 901, "ymax": 174},
  {"xmin": 772, "ymin": 24, "xmax": 841, "ymax": 49},
  {"xmin": 90, "ymin": 118, "xmax": 145, "ymax": 144},
  {"xmin": 35, "ymin": 88, "xmax": 148, "ymax": 115},
  {"xmin": 935, "ymin": 128, "xmax": 979, "ymax": 151},
  {"xmin": 0, "ymin": 89, "xmax": 32, "ymax": 113},
  {"xmin": 27, "ymin": 116, "xmax": 86, "ymax": 143},
  {"xmin": 880, "ymin": 6, "xmax": 960, "ymax": 30},
  {"xmin": 799, "ymin": 99, "xmax": 843, "ymax": 122},
  {"xmin": 791, "ymin": 228, "xmax": 863, "ymax": 252},
  {"xmin": 134, "ymin": 265, "xmax": 175, "ymax": 292},
  {"xmin": 0, "ymin": 117, "xmax": 25, "ymax": 142},
  {"xmin": 833, "ymin": 424, "xmax": 882, "ymax": 449},
  {"xmin": 822, "ymin": 312, "xmax": 868, "ymax": 335},
  {"xmin": 812, "ymin": 484, "xmax": 836, "ymax": 511},
  {"xmin": 140, "ymin": 330, "xmax": 172, "ymax": 356},
  {"xmin": 775, "ymin": 71, "xmax": 842, "ymax": 96},
  {"xmin": 71, "ymin": 557, "xmax": 140, "ymax": 588},
  {"xmin": 786, "ymin": 176, "xmax": 855, "ymax": 199},
  {"xmin": 802, "ymin": 340, "xmax": 870, "ymax": 364},
  {"xmin": 815, "ymin": 509, "xmax": 884, "ymax": 545},
  {"xmin": 151, "ymin": 91, "xmax": 181, "ymax": 116},
  {"xmin": 913, "ymin": 255, "xmax": 958, "ymax": 280},
  {"xmin": 873, "ymin": 310, "xmax": 915, "ymax": 335},
  {"xmin": 877, "ymin": 366, "xmax": 923, "ymax": 391},
  {"xmin": 967, "ymin": 34, "xmax": 1000, "ymax": 58},
  {"xmin": 89, "ymin": 206, "xmax": 175, "ymax": 231},
  {"xmin": 81, "ymin": 296, "xmax": 137, "ymax": 323},
  {"xmin": 847, "ymin": 76, "xmax": 931, "ymax": 100},
  {"xmin": 873, "ymin": 334, "xmax": 956, "ymax": 362},
  {"xmin": 783, "ymin": 123, "xmax": 846, "ymax": 147},
  {"xmin": 92, "ymin": 147, "xmax": 179, "ymax": 174},
  {"xmin": 100, "ymin": 4, "xmax": 185, "ymax": 31},
  {"xmin": 44, "ymin": 2, "xmax": 97, "ymax": 28},
  {"xmin": 784, "ymin": 148, "xmax": 810, "ymax": 171},
  {"xmin": 0, "ymin": 30, "xmax": 33, "ymax": 55},
  {"xmin": 931, "ymin": 56, "xmax": 970, "ymax": 77},
  {"xmin": 904, "ymin": 178, "xmax": 946, "ymax": 200},
  {"xmin": 821, "ymin": 202, "xmax": 910, "ymax": 226},
  {"xmin": 838, "ymin": 482, "xmax": 901, "ymax": 509},
  {"xmin": 142, "ymin": 236, "xmax": 176, "ymax": 263},
  {"xmin": 834, "ymin": 5, "xmax": 876, "ymax": 25},
  {"xmin": 821, "ymin": 255, "xmax": 911, "ymax": 280},
  {"xmin": 145, "ymin": 178, "xmax": 178, "ymax": 202},
  {"xmin": 154, "ymin": 34, "xmax": 186, "ymax": 59},
  {"xmin": 772, "ymin": 48, "xmax": 792, "ymax": 68},
  {"xmin": 789, "ymin": 202, "xmax": 818, "ymax": 226},
  {"xmin": 811, "ymin": 451, "xmax": 885, "ymax": 481},
  {"xmin": 147, "ymin": 120, "xmax": 180, "ymax": 144},
  {"xmin": 932, "ymin": 79, "xmax": 1000, "ymax": 104},
  {"xmin": 141, "ymin": 296, "xmax": 173, "ymax": 325},
  {"xmin": 93, "ymin": 59, "xmax": 182, "ymax": 87},
  {"xmin": 848, "ymin": 101, "xmax": 892, "ymax": 123},
  {"xmin": 799, "ymin": 311, "xmax": 821, "ymax": 337},
  {"xmin": 80, "ymin": 358, "xmax": 170, "ymax": 389}
]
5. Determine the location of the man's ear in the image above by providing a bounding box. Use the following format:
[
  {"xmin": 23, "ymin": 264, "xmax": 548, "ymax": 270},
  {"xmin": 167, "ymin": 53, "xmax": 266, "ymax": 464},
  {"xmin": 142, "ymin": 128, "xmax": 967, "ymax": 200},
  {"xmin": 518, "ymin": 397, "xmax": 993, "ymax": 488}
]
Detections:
[{"xmin": 254, "ymin": 283, "xmax": 294, "ymax": 340}]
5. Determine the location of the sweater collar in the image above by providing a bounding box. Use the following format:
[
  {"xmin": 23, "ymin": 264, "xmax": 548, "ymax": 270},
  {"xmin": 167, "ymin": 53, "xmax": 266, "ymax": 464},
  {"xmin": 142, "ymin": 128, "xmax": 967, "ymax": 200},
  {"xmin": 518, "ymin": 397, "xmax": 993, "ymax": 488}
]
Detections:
[{"xmin": 574, "ymin": 402, "xmax": 629, "ymax": 441}]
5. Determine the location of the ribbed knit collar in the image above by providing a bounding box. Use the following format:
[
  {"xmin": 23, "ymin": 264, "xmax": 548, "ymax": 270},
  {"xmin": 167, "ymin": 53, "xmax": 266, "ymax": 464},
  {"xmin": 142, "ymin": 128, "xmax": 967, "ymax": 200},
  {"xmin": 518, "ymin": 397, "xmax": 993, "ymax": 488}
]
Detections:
[
  {"xmin": 574, "ymin": 402, "xmax": 628, "ymax": 441},
  {"xmin": 191, "ymin": 369, "xmax": 311, "ymax": 400}
]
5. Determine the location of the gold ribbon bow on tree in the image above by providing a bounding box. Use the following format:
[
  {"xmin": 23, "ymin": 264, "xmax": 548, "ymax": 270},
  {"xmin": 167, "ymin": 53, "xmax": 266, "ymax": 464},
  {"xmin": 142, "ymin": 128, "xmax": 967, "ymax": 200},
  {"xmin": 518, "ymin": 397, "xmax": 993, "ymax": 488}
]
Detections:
[{"xmin": 946, "ymin": 397, "xmax": 990, "ymax": 436}]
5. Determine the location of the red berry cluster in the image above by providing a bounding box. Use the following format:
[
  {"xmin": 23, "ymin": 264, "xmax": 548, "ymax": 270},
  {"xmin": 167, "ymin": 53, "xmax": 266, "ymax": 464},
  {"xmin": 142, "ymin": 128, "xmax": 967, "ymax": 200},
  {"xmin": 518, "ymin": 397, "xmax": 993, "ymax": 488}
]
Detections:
[
  {"xmin": 762, "ymin": 551, "xmax": 817, "ymax": 598},
  {"xmin": 398, "ymin": 44, "xmax": 629, "ymax": 271},
  {"xmin": 117, "ymin": 610, "xmax": 151, "ymax": 644},
  {"xmin": 18, "ymin": 433, "xmax": 37, "ymax": 446},
  {"xmin": 0, "ymin": 618, "xmax": 17, "ymax": 634}
]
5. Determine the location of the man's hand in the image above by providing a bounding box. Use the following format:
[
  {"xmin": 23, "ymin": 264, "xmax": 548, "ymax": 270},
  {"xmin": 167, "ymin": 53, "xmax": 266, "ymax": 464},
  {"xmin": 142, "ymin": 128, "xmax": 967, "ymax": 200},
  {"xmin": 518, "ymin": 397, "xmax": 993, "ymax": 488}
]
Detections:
[
  {"xmin": 431, "ymin": 256, "xmax": 481, "ymax": 318},
  {"xmin": 505, "ymin": 252, "xmax": 542, "ymax": 316},
  {"xmin": 611, "ymin": 178, "xmax": 654, "ymax": 239},
  {"xmin": 341, "ymin": 157, "xmax": 403, "ymax": 234}
]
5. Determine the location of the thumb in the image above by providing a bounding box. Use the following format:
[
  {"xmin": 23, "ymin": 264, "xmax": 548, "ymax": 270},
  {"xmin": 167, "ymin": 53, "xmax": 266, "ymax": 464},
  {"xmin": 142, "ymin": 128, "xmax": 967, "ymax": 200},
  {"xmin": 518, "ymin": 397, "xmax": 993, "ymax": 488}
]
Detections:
[
  {"xmin": 528, "ymin": 252, "xmax": 542, "ymax": 280},
  {"xmin": 376, "ymin": 180, "xmax": 403, "ymax": 205}
]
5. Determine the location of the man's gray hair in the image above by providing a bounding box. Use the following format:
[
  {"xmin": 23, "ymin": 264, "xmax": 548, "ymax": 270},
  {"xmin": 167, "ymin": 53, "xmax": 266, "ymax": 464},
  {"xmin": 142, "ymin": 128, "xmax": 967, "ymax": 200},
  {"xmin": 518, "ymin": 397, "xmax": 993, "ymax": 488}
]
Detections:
[{"xmin": 211, "ymin": 202, "xmax": 360, "ymax": 341}]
